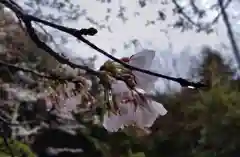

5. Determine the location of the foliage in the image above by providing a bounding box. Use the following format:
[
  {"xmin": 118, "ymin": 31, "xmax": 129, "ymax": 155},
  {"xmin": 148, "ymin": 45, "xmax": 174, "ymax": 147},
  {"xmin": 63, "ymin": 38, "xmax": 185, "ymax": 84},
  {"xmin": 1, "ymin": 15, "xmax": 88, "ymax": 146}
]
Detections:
[
  {"xmin": 147, "ymin": 47, "xmax": 240, "ymax": 157},
  {"xmin": 0, "ymin": 137, "xmax": 35, "ymax": 157}
]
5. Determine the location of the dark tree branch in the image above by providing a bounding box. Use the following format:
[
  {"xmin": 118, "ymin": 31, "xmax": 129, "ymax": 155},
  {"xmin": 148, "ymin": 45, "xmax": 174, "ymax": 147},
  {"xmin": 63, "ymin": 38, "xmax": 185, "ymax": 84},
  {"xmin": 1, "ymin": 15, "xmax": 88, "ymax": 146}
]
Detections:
[
  {"xmin": 172, "ymin": 0, "xmax": 232, "ymax": 31},
  {"xmin": 1, "ymin": 0, "xmax": 207, "ymax": 89},
  {"xmin": 1, "ymin": 0, "xmax": 100, "ymax": 77},
  {"xmin": 218, "ymin": 0, "xmax": 240, "ymax": 70},
  {"xmin": 211, "ymin": 0, "xmax": 232, "ymax": 25}
]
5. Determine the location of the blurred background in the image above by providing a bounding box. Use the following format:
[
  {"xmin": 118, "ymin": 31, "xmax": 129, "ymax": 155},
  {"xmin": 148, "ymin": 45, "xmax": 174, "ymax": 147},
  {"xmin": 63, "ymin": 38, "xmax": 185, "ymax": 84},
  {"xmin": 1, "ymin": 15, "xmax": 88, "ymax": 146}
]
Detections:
[{"xmin": 0, "ymin": 0, "xmax": 240, "ymax": 156}]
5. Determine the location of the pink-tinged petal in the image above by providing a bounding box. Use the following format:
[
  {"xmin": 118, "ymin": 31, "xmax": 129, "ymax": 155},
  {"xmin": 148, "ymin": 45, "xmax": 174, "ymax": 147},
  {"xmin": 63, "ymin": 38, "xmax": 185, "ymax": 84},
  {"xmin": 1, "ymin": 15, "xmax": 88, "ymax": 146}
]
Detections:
[
  {"xmin": 111, "ymin": 80, "xmax": 130, "ymax": 95},
  {"xmin": 135, "ymin": 106, "xmax": 157, "ymax": 128},
  {"xmin": 103, "ymin": 100, "xmax": 167, "ymax": 131},
  {"xmin": 119, "ymin": 103, "xmax": 137, "ymax": 125},
  {"xmin": 104, "ymin": 79, "xmax": 168, "ymax": 132},
  {"xmin": 62, "ymin": 95, "xmax": 82, "ymax": 111},
  {"xmin": 149, "ymin": 101, "xmax": 167, "ymax": 116},
  {"xmin": 103, "ymin": 102, "xmax": 138, "ymax": 132},
  {"xmin": 134, "ymin": 87, "xmax": 145, "ymax": 94},
  {"xmin": 129, "ymin": 49, "xmax": 159, "ymax": 91},
  {"xmin": 131, "ymin": 90, "xmax": 167, "ymax": 128},
  {"xmin": 103, "ymin": 112, "xmax": 124, "ymax": 132},
  {"xmin": 130, "ymin": 49, "xmax": 155, "ymax": 70},
  {"xmin": 132, "ymin": 71, "xmax": 159, "ymax": 91},
  {"xmin": 135, "ymin": 101, "xmax": 167, "ymax": 128}
]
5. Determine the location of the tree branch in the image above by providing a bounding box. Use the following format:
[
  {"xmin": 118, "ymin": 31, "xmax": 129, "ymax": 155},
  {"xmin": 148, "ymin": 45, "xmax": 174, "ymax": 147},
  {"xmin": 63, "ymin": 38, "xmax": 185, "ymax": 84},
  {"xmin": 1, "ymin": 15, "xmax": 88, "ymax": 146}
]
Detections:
[
  {"xmin": 1, "ymin": 0, "xmax": 100, "ymax": 76},
  {"xmin": 172, "ymin": 0, "xmax": 232, "ymax": 31},
  {"xmin": 1, "ymin": 0, "xmax": 207, "ymax": 89},
  {"xmin": 218, "ymin": 0, "xmax": 240, "ymax": 70}
]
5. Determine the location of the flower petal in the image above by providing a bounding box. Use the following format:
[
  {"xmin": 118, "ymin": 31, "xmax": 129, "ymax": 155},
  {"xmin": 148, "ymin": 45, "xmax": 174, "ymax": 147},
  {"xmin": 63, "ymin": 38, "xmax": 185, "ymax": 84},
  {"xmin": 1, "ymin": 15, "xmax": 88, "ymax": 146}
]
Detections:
[
  {"xmin": 111, "ymin": 80, "xmax": 130, "ymax": 95},
  {"xmin": 130, "ymin": 49, "xmax": 155, "ymax": 70},
  {"xmin": 103, "ymin": 112, "xmax": 124, "ymax": 132},
  {"xmin": 149, "ymin": 101, "xmax": 168, "ymax": 116},
  {"xmin": 103, "ymin": 102, "xmax": 138, "ymax": 132},
  {"xmin": 135, "ymin": 101, "xmax": 167, "ymax": 128},
  {"xmin": 104, "ymin": 79, "xmax": 167, "ymax": 132},
  {"xmin": 129, "ymin": 49, "xmax": 159, "ymax": 91}
]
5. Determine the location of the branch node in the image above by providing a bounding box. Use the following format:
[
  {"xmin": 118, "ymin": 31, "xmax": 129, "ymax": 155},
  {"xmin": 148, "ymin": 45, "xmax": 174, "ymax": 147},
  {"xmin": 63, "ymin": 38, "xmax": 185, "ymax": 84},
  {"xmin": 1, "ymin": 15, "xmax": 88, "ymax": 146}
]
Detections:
[{"xmin": 78, "ymin": 27, "xmax": 98, "ymax": 36}]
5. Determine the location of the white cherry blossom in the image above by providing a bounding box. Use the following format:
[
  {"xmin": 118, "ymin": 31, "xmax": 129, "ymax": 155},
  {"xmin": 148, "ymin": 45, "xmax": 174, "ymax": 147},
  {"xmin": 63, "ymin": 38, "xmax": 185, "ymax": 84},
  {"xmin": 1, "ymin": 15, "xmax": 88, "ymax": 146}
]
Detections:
[{"xmin": 103, "ymin": 49, "xmax": 167, "ymax": 132}]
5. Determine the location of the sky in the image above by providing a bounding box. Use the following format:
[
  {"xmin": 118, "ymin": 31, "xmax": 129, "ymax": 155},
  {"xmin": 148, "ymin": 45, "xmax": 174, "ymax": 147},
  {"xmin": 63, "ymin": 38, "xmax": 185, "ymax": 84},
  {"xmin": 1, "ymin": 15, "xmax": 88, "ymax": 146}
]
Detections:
[
  {"xmin": 12, "ymin": 0, "xmax": 240, "ymax": 91},
  {"xmin": 59, "ymin": 0, "xmax": 240, "ymax": 66}
]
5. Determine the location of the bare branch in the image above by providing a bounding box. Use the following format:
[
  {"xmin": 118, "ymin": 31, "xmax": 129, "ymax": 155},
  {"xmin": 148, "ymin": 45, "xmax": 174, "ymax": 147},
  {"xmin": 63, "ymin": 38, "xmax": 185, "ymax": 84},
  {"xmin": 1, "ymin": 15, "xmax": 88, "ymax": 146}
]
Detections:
[
  {"xmin": 218, "ymin": 0, "xmax": 240, "ymax": 70},
  {"xmin": 1, "ymin": 0, "xmax": 207, "ymax": 89},
  {"xmin": 1, "ymin": 0, "xmax": 100, "ymax": 76},
  {"xmin": 172, "ymin": 0, "xmax": 232, "ymax": 31}
]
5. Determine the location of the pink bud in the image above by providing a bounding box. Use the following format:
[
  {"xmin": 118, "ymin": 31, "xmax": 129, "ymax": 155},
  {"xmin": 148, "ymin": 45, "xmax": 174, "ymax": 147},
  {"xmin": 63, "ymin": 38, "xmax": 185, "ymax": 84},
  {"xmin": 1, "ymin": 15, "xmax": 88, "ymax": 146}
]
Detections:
[{"xmin": 120, "ymin": 57, "xmax": 130, "ymax": 62}]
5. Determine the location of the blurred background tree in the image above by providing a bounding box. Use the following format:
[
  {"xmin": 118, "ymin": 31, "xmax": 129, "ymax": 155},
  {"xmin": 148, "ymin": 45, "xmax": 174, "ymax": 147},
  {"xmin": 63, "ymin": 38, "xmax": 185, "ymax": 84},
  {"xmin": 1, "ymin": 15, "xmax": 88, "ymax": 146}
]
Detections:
[{"xmin": 147, "ymin": 47, "xmax": 240, "ymax": 157}]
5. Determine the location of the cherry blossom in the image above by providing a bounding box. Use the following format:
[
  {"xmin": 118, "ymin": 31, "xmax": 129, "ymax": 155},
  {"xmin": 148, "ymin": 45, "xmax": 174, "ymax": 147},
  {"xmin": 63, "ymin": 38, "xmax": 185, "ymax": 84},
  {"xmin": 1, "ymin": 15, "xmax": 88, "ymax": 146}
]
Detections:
[{"xmin": 103, "ymin": 49, "xmax": 168, "ymax": 133}]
